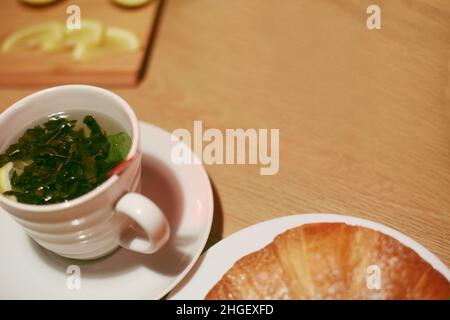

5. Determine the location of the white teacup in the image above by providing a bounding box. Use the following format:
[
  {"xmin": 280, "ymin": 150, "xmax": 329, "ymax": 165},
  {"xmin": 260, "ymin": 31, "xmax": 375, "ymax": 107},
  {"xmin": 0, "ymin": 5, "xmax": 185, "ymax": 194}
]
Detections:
[{"xmin": 0, "ymin": 85, "xmax": 170, "ymax": 260}]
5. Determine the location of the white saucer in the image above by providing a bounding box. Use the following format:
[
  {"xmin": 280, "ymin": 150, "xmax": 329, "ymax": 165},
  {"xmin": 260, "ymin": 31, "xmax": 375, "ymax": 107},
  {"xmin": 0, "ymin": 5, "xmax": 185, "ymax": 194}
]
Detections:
[
  {"xmin": 168, "ymin": 213, "xmax": 450, "ymax": 299},
  {"xmin": 0, "ymin": 121, "xmax": 213, "ymax": 299}
]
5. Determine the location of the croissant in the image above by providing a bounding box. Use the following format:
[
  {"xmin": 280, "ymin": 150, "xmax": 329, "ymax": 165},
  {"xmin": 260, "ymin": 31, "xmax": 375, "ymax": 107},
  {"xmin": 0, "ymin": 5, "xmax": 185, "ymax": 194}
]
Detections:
[{"xmin": 205, "ymin": 223, "xmax": 450, "ymax": 300}]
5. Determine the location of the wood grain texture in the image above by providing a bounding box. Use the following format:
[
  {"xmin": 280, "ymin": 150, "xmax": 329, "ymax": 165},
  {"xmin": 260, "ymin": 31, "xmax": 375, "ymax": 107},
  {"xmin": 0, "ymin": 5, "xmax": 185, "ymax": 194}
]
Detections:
[
  {"xmin": 0, "ymin": 0, "xmax": 159, "ymax": 86},
  {"xmin": 0, "ymin": 0, "xmax": 449, "ymax": 265}
]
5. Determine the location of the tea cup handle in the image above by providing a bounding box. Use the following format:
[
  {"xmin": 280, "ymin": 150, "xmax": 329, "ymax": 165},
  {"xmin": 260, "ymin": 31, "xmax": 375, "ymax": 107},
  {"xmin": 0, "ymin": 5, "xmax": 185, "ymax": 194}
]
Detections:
[{"xmin": 116, "ymin": 193, "xmax": 170, "ymax": 254}]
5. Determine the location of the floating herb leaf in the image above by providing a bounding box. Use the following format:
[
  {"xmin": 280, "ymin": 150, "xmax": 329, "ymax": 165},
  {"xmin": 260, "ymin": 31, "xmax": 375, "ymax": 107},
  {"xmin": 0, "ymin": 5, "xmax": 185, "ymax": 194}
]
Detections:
[
  {"xmin": 106, "ymin": 132, "xmax": 132, "ymax": 165},
  {"xmin": 0, "ymin": 115, "xmax": 131, "ymax": 205}
]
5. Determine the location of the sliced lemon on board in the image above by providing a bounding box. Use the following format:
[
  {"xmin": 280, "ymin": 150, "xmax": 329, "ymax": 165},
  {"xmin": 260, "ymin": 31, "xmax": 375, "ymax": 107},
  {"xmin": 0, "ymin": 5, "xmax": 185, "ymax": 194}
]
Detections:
[
  {"xmin": 0, "ymin": 162, "xmax": 13, "ymax": 194},
  {"xmin": 2, "ymin": 19, "xmax": 140, "ymax": 61},
  {"xmin": 111, "ymin": 0, "xmax": 151, "ymax": 8},
  {"xmin": 73, "ymin": 26, "xmax": 140, "ymax": 61},
  {"xmin": 1, "ymin": 21, "xmax": 64, "ymax": 53}
]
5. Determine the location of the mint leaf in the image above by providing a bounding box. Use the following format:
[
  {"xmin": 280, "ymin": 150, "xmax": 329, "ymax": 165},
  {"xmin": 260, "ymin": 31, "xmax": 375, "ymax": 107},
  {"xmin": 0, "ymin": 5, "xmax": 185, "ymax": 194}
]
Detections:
[{"xmin": 106, "ymin": 132, "xmax": 132, "ymax": 164}]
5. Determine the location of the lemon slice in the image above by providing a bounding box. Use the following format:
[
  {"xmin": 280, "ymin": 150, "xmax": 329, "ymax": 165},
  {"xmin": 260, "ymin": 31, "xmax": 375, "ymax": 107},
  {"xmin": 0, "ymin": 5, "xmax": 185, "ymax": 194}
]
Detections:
[
  {"xmin": 20, "ymin": 0, "xmax": 60, "ymax": 5},
  {"xmin": 104, "ymin": 27, "xmax": 140, "ymax": 50},
  {"xmin": 66, "ymin": 19, "xmax": 105, "ymax": 61},
  {"xmin": 111, "ymin": 0, "xmax": 151, "ymax": 8},
  {"xmin": 73, "ymin": 26, "xmax": 140, "ymax": 61},
  {"xmin": 0, "ymin": 162, "xmax": 13, "ymax": 194},
  {"xmin": 65, "ymin": 19, "xmax": 104, "ymax": 48},
  {"xmin": 1, "ymin": 21, "xmax": 64, "ymax": 53}
]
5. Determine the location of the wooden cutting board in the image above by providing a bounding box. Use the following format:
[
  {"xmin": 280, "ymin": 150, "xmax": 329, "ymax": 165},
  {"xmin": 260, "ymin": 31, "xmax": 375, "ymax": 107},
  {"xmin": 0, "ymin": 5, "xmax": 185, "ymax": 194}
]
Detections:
[{"xmin": 0, "ymin": 0, "xmax": 160, "ymax": 87}]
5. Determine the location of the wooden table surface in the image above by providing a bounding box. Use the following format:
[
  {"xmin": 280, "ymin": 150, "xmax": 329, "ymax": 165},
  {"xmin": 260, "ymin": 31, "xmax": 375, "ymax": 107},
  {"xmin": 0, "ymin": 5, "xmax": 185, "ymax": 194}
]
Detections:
[{"xmin": 1, "ymin": 0, "xmax": 449, "ymax": 265}]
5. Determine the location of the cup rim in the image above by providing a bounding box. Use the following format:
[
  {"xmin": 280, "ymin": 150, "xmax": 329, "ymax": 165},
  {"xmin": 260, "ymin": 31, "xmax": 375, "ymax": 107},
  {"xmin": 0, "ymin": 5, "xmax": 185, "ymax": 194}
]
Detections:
[{"xmin": 0, "ymin": 84, "xmax": 139, "ymax": 213}]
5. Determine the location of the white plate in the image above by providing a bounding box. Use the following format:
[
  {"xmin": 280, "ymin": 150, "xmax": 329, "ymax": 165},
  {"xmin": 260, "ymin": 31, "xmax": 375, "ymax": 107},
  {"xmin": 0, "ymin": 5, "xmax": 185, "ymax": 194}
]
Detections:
[
  {"xmin": 168, "ymin": 213, "xmax": 450, "ymax": 299},
  {"xmin": 0, "ymin": 121, "xmax": 213, "ymax": 299}
]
